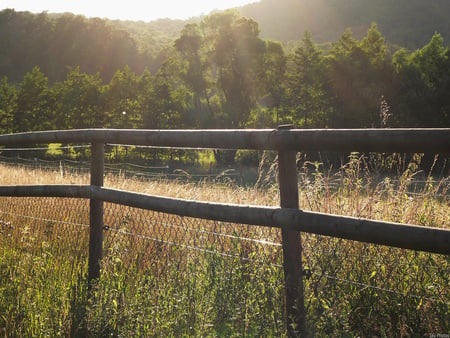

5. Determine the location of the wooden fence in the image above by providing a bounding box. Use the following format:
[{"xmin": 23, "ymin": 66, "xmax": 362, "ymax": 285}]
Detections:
[{"xmin": 1, "ymin": 127, "xmax": 450, "ymax": 336}]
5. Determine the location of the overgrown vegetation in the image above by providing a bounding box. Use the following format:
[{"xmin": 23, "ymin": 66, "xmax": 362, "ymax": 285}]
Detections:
[
  {"xmin": 0, "ymin": 153, "xmax": 448, "ymax": 336},
  {"xmin": 1, "ymin": 2, "xmax": 448, "ymax": 334}
]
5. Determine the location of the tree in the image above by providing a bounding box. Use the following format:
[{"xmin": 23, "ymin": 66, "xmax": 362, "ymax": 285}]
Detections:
[
  {"xmin": 202, "ymin": 11, "xmax": 266, "ymax": 128},
  {"xmin": 54, "ymin": 67, "xmax": 105, "ymax": 129},
  {"xmin": 0, "ymin": 76, "xmax": 17, "ymax": 134},
  {"xmin": 142, "ymin": 61, "xmax": 186, "ymax": 130},
  {"xmin": 262, "ymin": 40, "xmax": 287, "ymax": 125},
  {"xmin": 288, "ymin": 31, "xmax": 327, "ymax": 127},
  {"xmin": 325, "ymin": 24, "xmax": 394, "ymax": 128},
  {"xmin": 104, "ymin": 65, "xmax": 140, "ymax": 128},
  {"xmin": 14, "ymin": 66, "xmax": 51, "ymax": 132},
  {"xmin": 137, "ymin": 67, "xmax": 154, "ymax": 129},
  {"xmin": 392, "ymin": 33, "xmax": 450, "ymax": 127},
  {"xmin": 174, "ymin": 23, "xmax": 212, "ymax": 127}
]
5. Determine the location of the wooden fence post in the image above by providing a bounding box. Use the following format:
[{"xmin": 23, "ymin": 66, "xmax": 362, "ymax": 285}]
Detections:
[
  {"xmin": 88, "ymin": 142, "xmax": 104, "ymax": 282},
  {"xmin": 277, "ymin": 125, "xmax": 306, "ymax": 336}
]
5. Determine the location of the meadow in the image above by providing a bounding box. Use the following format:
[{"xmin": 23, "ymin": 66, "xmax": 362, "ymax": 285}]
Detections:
[{"xmin": 0, "ymin": 153, "xmax": 449, "ymax": 336}]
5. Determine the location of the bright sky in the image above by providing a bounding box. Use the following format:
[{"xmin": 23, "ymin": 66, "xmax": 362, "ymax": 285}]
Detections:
[{"xmin": 1, "ymin": 0, "xmax": 259, "ymax": 21}]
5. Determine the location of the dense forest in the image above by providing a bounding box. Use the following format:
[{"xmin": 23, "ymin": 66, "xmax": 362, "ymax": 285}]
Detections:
[
  {"xmin": 242, "ymin": 0, "xmax": 450, "ymax": 48},
  {"xmin": 0, "ymin": 7, "xmax": 449, "ymax": 148}
]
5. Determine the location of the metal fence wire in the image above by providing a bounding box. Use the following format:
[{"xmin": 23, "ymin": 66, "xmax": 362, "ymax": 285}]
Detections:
[
  {"xmin": 1, "ymin": 128, "xmax": 449, "ymax": 335},
  {"xmin": 0, "ymin": 197, "xmax": 90, "ymax": 257},
  {"xmin": 1, "ymin": 195, "xmax": 448, "ymax": 335}
]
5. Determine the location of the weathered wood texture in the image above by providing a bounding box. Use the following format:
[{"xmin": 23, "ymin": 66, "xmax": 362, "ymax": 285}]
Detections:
[
  {"xmin": 2, "ymin": 127, "xmax": 448, "ymax": 334},
  {"xmin": 1, "ymin": 128, "xmax": 449, "ymax": 152},
  {"xmin": 1, "ymin": 185, "xmax": 449, "ymax": 255},
  {"xmin": 278, "ymin": 146, "xmax": 306, "ymax": 336},
  {"xmin": 88, "ymin": 142, "xmax": 104, "ymax": 281}
]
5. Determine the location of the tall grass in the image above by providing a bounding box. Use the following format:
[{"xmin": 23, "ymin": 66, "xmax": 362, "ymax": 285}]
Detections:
[{"xmin": 0, "ymin": 153, "xmax": 448, "ymax": 336}]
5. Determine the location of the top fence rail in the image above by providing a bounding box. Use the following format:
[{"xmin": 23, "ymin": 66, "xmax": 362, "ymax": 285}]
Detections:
[
  {"xmin": 1, "ymin": 127, "xmax": 450, "ymax": 336},
  {"xmin": 1, "ymin": 128, "xmax": 450, "ymax": 153}
]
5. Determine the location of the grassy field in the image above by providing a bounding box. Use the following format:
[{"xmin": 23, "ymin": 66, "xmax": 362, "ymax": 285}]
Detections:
[{"xmin": 0, "ymin": 154, "xmax": 449, "ymax": 336}]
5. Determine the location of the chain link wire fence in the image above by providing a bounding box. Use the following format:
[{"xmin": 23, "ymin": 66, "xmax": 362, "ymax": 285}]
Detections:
[
  {"xmin": 1, "ymin": 195, "xmax": 448, "ymax": 335},
  {"xmin": 0, "ymin": 149, "xmax": 241, "ymax": 182},
  {"xmin": 0, "ymin": 149, "xmax": 449, "ymax": 336},
  {"xmin": 302, "ymin": 234, "xmax": 449, "ymax": 335},
  {"xmin": 0, "ymin": 196, "xmax": 89, "ymax": 257},
  {"xmin": 0, "ymin": 195, "xmax": 287, "ymax": 336}
]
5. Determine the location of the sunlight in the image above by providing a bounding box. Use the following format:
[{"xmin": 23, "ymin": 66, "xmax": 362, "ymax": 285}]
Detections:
[{"xmin": 1, "ymin": 0, "xmax": 260, "ymax": 21}]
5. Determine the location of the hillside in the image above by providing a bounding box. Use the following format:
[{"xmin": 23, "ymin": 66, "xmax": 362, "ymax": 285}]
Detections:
[
  {"xmin": 240, "ymin": 0, "xmax": 450, "ymax": 48},
  {"xmin": 115, "ymin": 0, "xmax": 450, "ymax": 50},
  {"xmin": 1, "ymin": 0, "xmax": 448, "ymax": 83}
]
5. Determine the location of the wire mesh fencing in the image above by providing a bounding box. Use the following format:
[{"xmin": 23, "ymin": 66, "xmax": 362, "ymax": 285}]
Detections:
[
  {"xmin": 1, "ymin": 195, "xmax": 448, "ymax": 335},
  {"xmin": 1, "ymin": 128, "xmax": 450, "ymax": 336},
  {"xmin": 101, "ymin": 202, "xmax": 287, "ymax": 334},
  {"xmin": 302, "ymin": 234, "xmax": 449, "ymax": 335},
  {"xmin": 0, "ymin": 196, "xmax": 287, "ymax": 335},
  {"xmin": 0, "ymin": 196, "xmax": 89, "ymax": 258}
]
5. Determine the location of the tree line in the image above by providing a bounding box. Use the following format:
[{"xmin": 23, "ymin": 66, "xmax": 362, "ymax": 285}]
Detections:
[
  {"xmin": 1, "ymin": 11, "xmax": 449, "ymax": 142},
  {"xmin": 0, "ymin": 9, "xmax": 159, "ymax": 83},
  {"xmin": 242, "ymin": 0, "xmax": 450, "ymax": 49}
]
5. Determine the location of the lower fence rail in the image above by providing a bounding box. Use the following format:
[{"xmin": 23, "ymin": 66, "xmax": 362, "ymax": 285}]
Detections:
[
  {"xmin": 0, "ymin": 195, "xmax": 448, "ymax": 336},
  {"xmin": 0, "ymin": 185, "xmax": 449, "ymax": 255},
  {"xmin": 1, "ymin": 127, "xmax": 449, "ymax": 335}
]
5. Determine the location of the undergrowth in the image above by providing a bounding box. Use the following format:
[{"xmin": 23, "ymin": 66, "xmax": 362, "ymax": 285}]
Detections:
[{"xmin": 0, "ymin": 153, "xmax": 448, "ymax": 336}]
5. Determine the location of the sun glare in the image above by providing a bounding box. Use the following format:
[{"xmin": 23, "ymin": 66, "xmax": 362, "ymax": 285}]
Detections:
[{"xmin": 1, "ymin": 0, "xmax": 259, "ymax": 21}]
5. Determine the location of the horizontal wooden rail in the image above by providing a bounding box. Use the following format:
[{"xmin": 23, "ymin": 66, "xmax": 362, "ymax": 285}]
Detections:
[
  {"xmin": 2, "ymin": 127, "xmax": 448, "ymax": 335},
  {"xmin": 1, "ymin": 184, "xmax": 448, "ymax": 255},
  {"xmin": 1, "ymin": 128, "xmax": 450, "ymax": 152}
]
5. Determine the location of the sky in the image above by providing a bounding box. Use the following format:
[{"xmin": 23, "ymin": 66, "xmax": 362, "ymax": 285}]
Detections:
[{"xmin": 1, "ymin": 0, "xmax": 259, "ymax": 21}]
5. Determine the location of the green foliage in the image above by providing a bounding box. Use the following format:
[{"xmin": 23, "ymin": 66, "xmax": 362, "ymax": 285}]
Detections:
[
  {"xmin": 201, "ymin": 11, "xmax": 267, "ymax": 128},
  {"xmin": 142, "ymin": 61, "xmax": 187, "ymax": 129},
  {"xmin": 14, "ymin": 66, "xmax": 51, "ymax": 132},
  {"xmin": 287, "ymin": 31, "xmax": 328, "ymax": 127},
  {"xmin": 240, "ymin": 0, "xmax": 450, "ymax": 49},
  {"xmin": 0, "ymin": 159, "xmax": 448, "ymax": 336},
  {"xmin": 54, "ymin": 67, "xmax": 106, "ymax": 129},
  {"xmin": 392, "ymin": 33, "xmax": 450, "ymax": 127},
  {"xmin": 0, "ymin": 76, "xmax": 16, "ymax": 134},
  {"xmin": 174, "ymin": 23, "xmax": 213, "ymax": 128},
  {"xmin": 235, "ymin": 150, "xmax": 260, "ymax": 166},
  {"xmin": 46, "ymin": 143, "xmax": 64, "ymax": 157},
  {"xmin": 262, "ymin": 41, "xmax": 287, "ymax": 115},
  {"xmin": 0, "ymin": 9, "xmax": 449, "ymax": 138},
  {"xmin": 0, "ymin": 10, "xmax": 156, "ymax": 83},
  {"xmin": 325, "ymin": 24, "xmax": 395, "ymax": 128},
  {"xmin": 104, "ymin": 65, "xmax": 140, "ymax": 128},
  {"xmin": 0, "ymin": 219, "xmax": 286, "ymax": 336}
]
